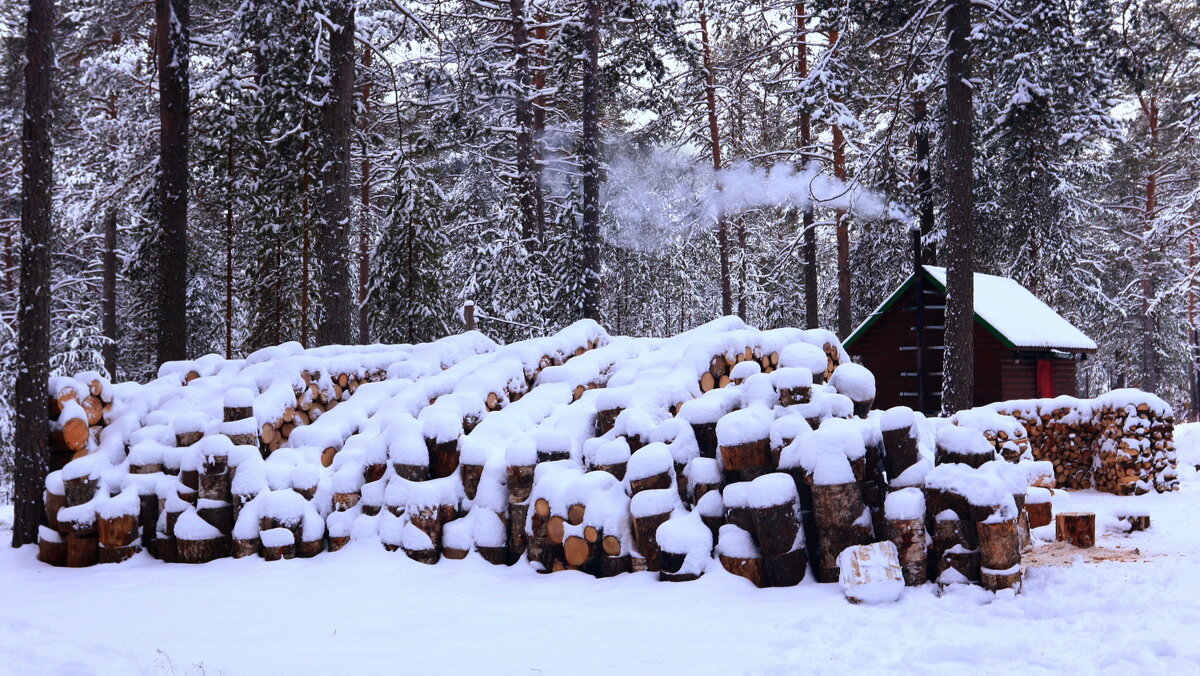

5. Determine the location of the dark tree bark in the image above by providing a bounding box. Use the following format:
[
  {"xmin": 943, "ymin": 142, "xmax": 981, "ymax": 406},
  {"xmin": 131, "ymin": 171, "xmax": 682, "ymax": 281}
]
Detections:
[
  {"xmin": 699, "ymin": 0, "xmax": 730, "ymax": 317},
  {"xmin": 315, "ymin": 0, "xmax": 355, "ymax": 345},
  {"xmin": 224, "ymin": 130, "xmax": 234, "ymax": 357},
  {"xmin": 13, "ymin": 0, "xmax": 54, "ymax": 547},
  {"xmin": 509, "ymin": 0, "xmax": 544, "ymax": 248},
  {"xmin": 913, "ymin": 84, "xmax": 936, "ymax": 265},
  {"xmin": 941, "ymin": 0, "xmax": 975, "ymax": 414},
  {"xmin": 358, "ymin": 47, "xmax": 372, "ymax": 345},
  {"xmin": 156, "ymin": 0, "xmax": 189, "ymax": 364},
  {"xmin": 102, "ymin": 210, "xmax": 118, "ymax": 376},
  {"xmin": 829, "ymin": 30, "xmax": 850, "ymax": 338},
  {"xmin": 579, "ymin": 0, "xmax": 602, "ymax": 320},
  {"xmin": 796, "ymin": 1, "xmax": 818, "ymax": 329},
  {"xmin": 1140, "ymin": 94, "xmax": 1158, "ymax": 392}
]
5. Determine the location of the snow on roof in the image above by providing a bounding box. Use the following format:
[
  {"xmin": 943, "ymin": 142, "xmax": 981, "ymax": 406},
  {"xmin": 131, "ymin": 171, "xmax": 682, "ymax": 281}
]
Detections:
[
  {"xmin": 847, "ymin": 266, "xmax": 1096, "ymax": 352},
  {"xmin": 922, "ymin": 266, "xmax": 1096, "ymax": 351}
]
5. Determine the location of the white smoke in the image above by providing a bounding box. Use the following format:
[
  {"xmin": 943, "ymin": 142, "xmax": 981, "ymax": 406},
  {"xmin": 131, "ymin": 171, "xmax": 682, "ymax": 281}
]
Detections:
[{"xmin": 604, "ymin": 149, "xmax": 910, "ymax": 252}]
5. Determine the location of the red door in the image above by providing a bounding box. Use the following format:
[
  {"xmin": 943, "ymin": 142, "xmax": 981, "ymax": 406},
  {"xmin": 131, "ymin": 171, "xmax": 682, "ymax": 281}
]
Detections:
[{"xmin": 1036, "ymin": 359, "xmax": 1054, "ymax": 398}]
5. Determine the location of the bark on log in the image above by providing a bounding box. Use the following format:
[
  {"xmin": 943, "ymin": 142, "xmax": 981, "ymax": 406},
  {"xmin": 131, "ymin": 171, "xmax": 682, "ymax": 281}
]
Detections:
[
  {"xmin": 977, "ymin": 518, "xmax": 1021, "ymax": 571},
  {"xmin": 1056, "ymin": 512, "xmax": 1095, "ymax": 548},
  {"xmin": 886, "ymin": 517, "xmax": 927, "ymax": 587},
  {"xmin": 233, "ymin": 537, "xmax": 259, "ymax": 558},
  {"xmin": 632, "ymin": 510, "xmax": 672, "ymax": 573},
  {"xmin": 39, "ymin": 534, "xmax": 66, "ymax": 566},
  {"xmin": 427, "ymin": 439, "xmax": 459, "ymax": 479},
  {"xmin": 628, "ymin": 470, "xmax": 672, "ymax": 496},
  {"xmin": 507, "ymin": 502, "xmax": 529, "ymax": 564},
  {"xmin": 751, "ymin": 498, "xmax": 801, "ymax": 557},
  {"xmin": 177, "ymin": 536, "xmax": 230, "ymax": 564},
  {"xmin": 98, "ymin": 513, "xmax": 139, "ymax": 548},
  {"xmin": 1026, "ymin": 501, "xmax": 1052, "ymax": 529},
  {"xmin": 764, "ymin": 542, "xmax": 807, "ymax": 587},
  {"xmin": 811, "ymin": 481, "xmax": 866, "ymax": 530},
  {"xmin": 98, "ymin": 542, "xmax": 140, "ymax": 564},
  {"xmin": 507, "ymin": 464, "xmax": 535, "ymax": 504},
  {"xmin": 719, "ymin": 553, "xmax": 765, "ymax": 587}
]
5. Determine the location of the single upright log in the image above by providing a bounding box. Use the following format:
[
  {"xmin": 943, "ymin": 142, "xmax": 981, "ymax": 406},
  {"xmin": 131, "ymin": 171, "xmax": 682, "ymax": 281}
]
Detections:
[
  {"xmin": 1055, "ymin": 512, "xmax": 1095, "ymax": 548},
  {"xmin": 978, "ymin": 517, "xmax": 1021, "ymax": 591}
]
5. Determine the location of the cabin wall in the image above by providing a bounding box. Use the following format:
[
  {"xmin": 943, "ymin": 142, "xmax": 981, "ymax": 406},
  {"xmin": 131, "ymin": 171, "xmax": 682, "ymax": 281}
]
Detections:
[{"xmin": 847, "ymin": 273, "xmax": 1084, "ymax": 413}]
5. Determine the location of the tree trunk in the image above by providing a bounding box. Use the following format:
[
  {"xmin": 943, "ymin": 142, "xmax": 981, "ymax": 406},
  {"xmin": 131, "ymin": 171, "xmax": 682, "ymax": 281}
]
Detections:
[
  {"xmin": 13, "ymin": 0, "xmax": 54, "ymax": 548},
  {"xmin": 102, "ymin": 209, "xmax": 118, "ymax": 376},
  {"xmin": 796, "ymin": 2, "xmax": 817, "ymax": 329},
  {"xmin": 156, "ymin": 0, "xmax": 189, "ymax": 364},
  {"xmin": 579, "ymin": 0, "xmax": 602, "ymax": 320},
  {"xmin": 509, "ymin": 0, "xmax": 544, "ymax": 248},
  {"xmin": 913, "ymin": 84, "xmax": 935, "ymax": 265},
  {"xmin": 315, "ymin": 0, "xmax": 355, "ymax": 345},
  {"xmin": 224, "ymin": 129, "xmax": 234, "ymax": 358},
  {"xmin": 700, "ymin": 0, "xmax": 730, "ymax": 316},
  {"xmin": 358, "ymin": 48, "xmax": 372, "ymax": 344},
  {"xmin": 940, "ymin": 0, "xmax": 975, "ymax": 415},
  {"xmin": 829, "ymin": 30, "xmax": 850, "ymax": 338},
  {"xmin": 1140, "ymin": 95, "xmax": 1158, "ymax": 392}
]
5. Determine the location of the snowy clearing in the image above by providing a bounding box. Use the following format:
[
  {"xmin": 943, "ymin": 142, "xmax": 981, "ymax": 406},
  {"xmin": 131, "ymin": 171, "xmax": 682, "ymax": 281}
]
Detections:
[{"xmin": 4, "ymin": 469, "xmax": 1200, "ymax": 676}]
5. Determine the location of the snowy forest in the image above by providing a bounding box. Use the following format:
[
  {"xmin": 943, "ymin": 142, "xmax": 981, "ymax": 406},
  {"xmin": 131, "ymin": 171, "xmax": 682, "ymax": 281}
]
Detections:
[{"xmin": 1, "ymin": 0, "xmax": 1198, "ymax": 501}]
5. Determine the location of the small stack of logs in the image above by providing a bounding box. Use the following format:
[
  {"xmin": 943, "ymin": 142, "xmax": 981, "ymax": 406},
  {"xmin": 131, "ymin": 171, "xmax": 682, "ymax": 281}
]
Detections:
[
  {"xmin": 698, "ymin": 341, "xmax": 842, "ymax": 393},
  {"xmin": 259, "ymin": 368, "xmax": 387, "ymax": 455},
  {"xmin": 1093, "ymin": 399, "xmax": 1178, "ymax": 495},
  {"xmin": 991, "ymin": 392, "xmax": 1178, "ymax": 495},
  {"xmin": 47, "ymin": 374, "xmax": 112, "ymax": 471}
]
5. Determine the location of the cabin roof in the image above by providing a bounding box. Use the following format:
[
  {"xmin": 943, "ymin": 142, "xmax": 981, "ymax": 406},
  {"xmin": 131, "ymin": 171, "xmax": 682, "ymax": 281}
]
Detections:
[{"xmin": 845, "ymin": 265, "xmax": 1098, "ymax": 353}]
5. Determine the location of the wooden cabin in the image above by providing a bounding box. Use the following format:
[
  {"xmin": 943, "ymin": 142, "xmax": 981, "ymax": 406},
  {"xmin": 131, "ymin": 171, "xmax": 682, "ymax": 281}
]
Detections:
[{"xmin": 843, "ymin": 266, "xmax": 1097, "ymax": 415}]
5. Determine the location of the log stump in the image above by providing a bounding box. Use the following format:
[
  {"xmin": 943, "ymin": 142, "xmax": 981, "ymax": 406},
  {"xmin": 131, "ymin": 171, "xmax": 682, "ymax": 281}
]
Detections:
[{"xmin": 1056, "ymin": 512, "xmax": 1096, "ymax": 548}]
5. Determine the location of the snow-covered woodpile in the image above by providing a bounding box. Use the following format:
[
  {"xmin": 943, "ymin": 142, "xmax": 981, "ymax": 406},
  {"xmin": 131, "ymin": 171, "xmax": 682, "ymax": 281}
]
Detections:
[
  {"xmin": 33, "ymin": 317, "xmax": 1120, "ymax": 601},
  {"xmin": 987, "ymin": 391, "xmax": 1179, "ymax": 495}
]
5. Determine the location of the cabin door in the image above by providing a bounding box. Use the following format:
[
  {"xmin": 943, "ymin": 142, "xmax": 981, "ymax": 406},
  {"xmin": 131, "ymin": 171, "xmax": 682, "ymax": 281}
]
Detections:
[{"xmin": 1036, "ymin": 359, "xmax": 1054, "ymax": 398}]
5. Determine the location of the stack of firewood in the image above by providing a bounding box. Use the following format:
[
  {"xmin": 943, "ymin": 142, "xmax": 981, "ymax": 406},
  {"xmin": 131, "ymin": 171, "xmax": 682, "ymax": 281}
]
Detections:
[
  {"xmin": 47, "ymin": 373, "xmax": 112, "ymax": 471},
  {"xmin": 37, "ymin": 319, "xmax": 1049, "ymax": 602},
  {"xmin": 1092, "ymin": 395, "xmax": 1179, "ymax": 495},
  {"xmin": 992, "ymin": 401, "xmax": 1098, "ymax": 489},
  {"xmin": 990, "ymin": 391, "xmax": 1178, "ymax": 494}
]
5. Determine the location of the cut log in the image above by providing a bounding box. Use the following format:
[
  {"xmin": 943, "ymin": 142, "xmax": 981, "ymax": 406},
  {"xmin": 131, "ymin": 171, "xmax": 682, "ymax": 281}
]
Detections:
[
  {"xmin": 564, "ymin": 535, "xmax": 594, "ymax": 567},
  {"xmin": 720, "ymin": 439, "xmax": 771, "ymax": 477},
  {"xmin": 38, "ymin": 528, "xmax": 66, "ymax": 566},
  {"xmin": 599, "ymin": 554, "xmax": 631, "ymax": 578},
  {"xmin": 1055, "ymin": 512, "xmax": 1095, "ymax": 548},
  {"xmin": 233, "ymin": 537, "xmax": 260, "ymax": 559},
  {"xmin": 177, "ymin": 536, "xmax": 231, "ymax": 564},
  {"xmin": 427, "ymin": 439, "xmax": 459, "ymax": 479},
  {"xmin": 98, "ymin": 543, "xmax": 140, "ymax": 564},
  {"xmin": 764, "ymin": 542, "xmax": 807, "ymax": 587},
  {"xmin": 750, "ymin": 499, "xmax": 801, "ymax": 557},
  {"xmin": 885, "ymin": 517, "xmax": 927, "ymax": 587},
  {"xmin": 44, "ymin": 490, "xmax": 67, "ymax": 532},
  {"xmin": 507, "ymin": 502, "xmax": 529, "ymax": 563},
  {"xmin": 98, "ymin": 512, "xmax": 139, "ymax": 549},
  {"xmin": 837, "ymin": 542, "xmax": 904, "ymax": 604},
  {"xmin": 1118, "ymin": 513, "xmax": 1150, "ymax": 532},
  {"xmin": 719, "ymin": 553, "xmax": 765, "ymax": 587},
  {"xmin": 977, "ymin": 518, "xmax": 1021, "ymax": 572},
  {"xmin": 811, "ymin": 481, "xmax": 866, "ymax": 530},
  {"xmin": 1026, "ymin": 497, "xmax": 1051, "ymax": 529},
  {"xmin": 460, "ymin": 463, "xmax": 484, "ymax": 500},
  {"xmin": 63, "ymin": 474, "xmax": 97, "ymax": 506},
  {"xmin": 52, "ymin": 416, "xmax": 89, "ymax": 453},
  {"xmin": 628, "ymin": 470, "xmax": 672, "ymax": 496},
  {"xmin": 507, "ymin": 464, "xmax": 535, "ymax": 504}
]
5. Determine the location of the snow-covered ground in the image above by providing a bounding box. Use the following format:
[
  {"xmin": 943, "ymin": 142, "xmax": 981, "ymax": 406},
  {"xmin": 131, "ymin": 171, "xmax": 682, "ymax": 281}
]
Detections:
[{"xmin": 3, "ymin": 465, "xmax": 1200, "ymax": 675}]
